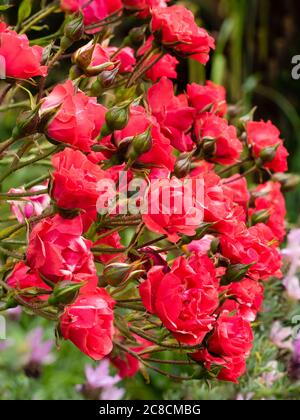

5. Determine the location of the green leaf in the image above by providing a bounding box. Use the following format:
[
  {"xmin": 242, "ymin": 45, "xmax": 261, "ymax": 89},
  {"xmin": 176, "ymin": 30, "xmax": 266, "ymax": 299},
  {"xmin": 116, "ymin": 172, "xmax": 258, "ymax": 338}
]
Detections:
[
  {"xmin": 0, "ymin": 5, "xmax": 13, "ymax": 11},
  {"xmin": 17, "ymin": 0, "xmax": 33, "ymax": 25}
]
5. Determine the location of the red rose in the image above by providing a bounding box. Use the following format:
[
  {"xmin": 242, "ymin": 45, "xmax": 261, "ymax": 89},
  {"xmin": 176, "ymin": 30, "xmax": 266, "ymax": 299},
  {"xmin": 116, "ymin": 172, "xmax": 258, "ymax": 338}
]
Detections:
[
  {"xmin": 187, "ymin": 81, "xmax": 227, "ymax": 116},
  {"xmin": 107, "ymin": 47, "xmax": 136, "ymax": 73},
  {"xmin": 0, "ymin": 22, "xmax": 47, "ymax": 79},
  {"xmin": 60, "ymin": 288, "xmax": 115, "ymax": 360},
  {"xmin": 192, "ymin": 349, "xmax": 247, "ymax": 384},
  {"xmin": 208, "ymin": 311, "xmax": 254, "ymax": 357},
  {"xmin": 61, "ymin": 0, "xmax": 122, "ymax": 26},
  {"xmin": 222, "ymin": 175, "xmax": 250, "ymax": 212},
  {"xmin": 220, "ymin": 279, "xmax": 264, "ymax": 322},
  {"xmin": 122, "ymin": 0, "xmax": 169, "ymax": 18},
  {"xmin": 7, "ymin": 261, "xmax": 51, "ymax": 301},
  {"xmin": 138, "ymin": 36, "xmax": 178, "ymax": 82},
  {"xmin": 139, "ymin": 255, "xmax": 219, "ymax": 345},
  {"xmin": 249, "ymin": 181, "xmax": 286, "ymax": 242},
  {"xmin": 26, "ymin": 215, "xmax": 98, "ymax": 289},
  {"xmin": 194, "ymin": 113, "xmax": 242, "ymax": 165},
  {"xmin": 246, "ymin": 120, "xmax": 289, "ymax": 172},
  {"xmin": 110, "ymin": 334, "xmax": 151, "ymax": 378},
  {"xmin": 219, "ymin": 222, "xmax": 282, "ymax": 281},
  {"xmin": 94, "ymin": 231, "xmax": 125, "ymax": 264},
  {"xmin": 148, "ymin": 77, "xmax": 195, "ymax": 151},
  {"xmin": 113, "ymin": 105, "xmax": 175, "ymax": 170},
  {"xmin": 143, "ymin": 176, "xmax": 204, "ymax": 243},
  {"xmin": 41, "ymin": 80, "xmax": 106, "ymax": 152},
  {"xmin": 51, "ymin": 148, "xmax": 109, "ymax": 229},
  {"xmin": 151, "ymin": 6, "xmax": 215, "ymax": 64}
]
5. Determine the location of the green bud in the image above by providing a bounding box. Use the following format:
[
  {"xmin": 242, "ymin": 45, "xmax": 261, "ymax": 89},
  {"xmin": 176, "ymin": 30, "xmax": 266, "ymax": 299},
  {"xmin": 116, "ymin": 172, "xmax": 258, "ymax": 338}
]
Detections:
[
  {"xmin": 272, "ymin": 173, "xmax": 300, "ymax": 192},
  {"xmin": 64, "ymin": 13, "xmax": 85, "ymax": 43},
  {"xmin": 259, "ymin": 143, "xmax": 280, "ymax": 164},
  {"xmin": 127, "ymin": 26, "xmax": 146, "ymax": 46},
  {"xmin": 210, "ymin": 237, "xmax": 220, "ymax": 254},
  {"xmin": 3, "ymin": 296, "xmax": 18, "ymax": 310},
  {"xmin": 202, "ymin": 136, "xmax": 216, "ymax": 159},
  {"xmin": 101, "ymin": 262, "xmax": 144, "ymax": 287},
  {"xmin": 221, "ymin": 263, "xmax": 253, "ymax": 285},
  {"xmin": 12, "ymin": 107, "xmax": 40, "ymax": 140},
  {"xmin": 174, "ymin": 152, "xmax": 192, "ymax": 178},
  {"xmin": 126, "ymin": 126, "xmax": 152, "ymax": 163},
  {"xmin": 48, "ymin": 281, "xmax": 83, "ymax": 305},
  {"xmin": 97, "ymin": 65, "xmax": 120, "ymax": 89},
  {"xmin": 250, "ymin": 209, "xmax": 270, "ymax": 225},
  {"xmin": 105, "ymin": 104, "xmax": 130, "ymax": 131}
]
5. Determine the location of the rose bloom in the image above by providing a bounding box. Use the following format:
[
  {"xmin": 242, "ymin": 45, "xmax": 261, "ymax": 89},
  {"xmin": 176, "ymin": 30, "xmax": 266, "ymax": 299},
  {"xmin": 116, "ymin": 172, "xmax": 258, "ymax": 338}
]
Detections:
[
  {"xmin": 110, "ymin": 334, "xmax": 151, "ymax": 378},
  {"xmin": 208, "ymin": 310, "xmax": 254, "ymax": 357},
  {"xmin": 51, "ymin": 148, "xmax": 109, "ymax": 229},
  {"xmin": 220, "ymin": 279, "xmax": 264, "ymax": 322},
  {"xmin": 151, "ymin": 6, "xmax": 215, "ymax": 64},
  {"xmin": 61, "ymin": 0, "xmax": 122, "ymax": 26},
  {"xmin": 8, "ymin": 185, "xmax": 50, "ymax": 223},
  {"xmin": 139, "ymin": 255, "xmax": 219, "ymax": 345},
  {"xmin": 147, "ymin": 77, "xmax": 195, "ymax": 152},
  {"xmin": 6, "ymin": 261, "xmax": 51, "ymax": 301},
  {"xmin": 246, "ymin": 120, "xmax": 289, "ymax": 172},
  {"xmin": 112, "ymin": 105, "xmax": 175, "ymax": 170},
  {"xmin": 249, "ymin": 181, "xmax": 286, "ymax": 242},
  {"xmin": 41, "ymin": 80, "xmax": 106, "ymax": 152},
  {"xmin": 219, "ymin": 222, "xmax": 282, "ymax": 281},
  {"xmin": 122, "ymin": 0, "xmax": 169, "ymax": 18},
  {"xmin": 143, "ymin": 176, "xmax": 204, "ymax": 243},
  {"xmin": 107, "ymin": 47, "xmax": 136, "ymax": 73},
  {"xmin": 0, "ymin": 22, "xmax": 47, "ymax": 79},
  {"xmin": 192, "ymin": 349, "xmax": 247, "ymax": 384},
  {"xmin": 194, "ymin": 113, "xmax": 242, "ymax": 165},
  {"xmin": 137, "ymin": 36, "xmax": 178, "ymax": 82},
  {"xmin": 60, "ymin": 288, "xmax": 115, "ymax": 360},
  {"xmin": 222, "ymin": 175, "xmax": 250, "ymax": 212},
  {"xmin": 187, "ymin": 81, "xmax": 227, "ymax": 116},
  {"xmin": 94, "ymin": 231, "xmax": 125, "ymax": 264},
  {"xmin": 26, "ymin": 215, "xmax": 98, "ymax": 289}
]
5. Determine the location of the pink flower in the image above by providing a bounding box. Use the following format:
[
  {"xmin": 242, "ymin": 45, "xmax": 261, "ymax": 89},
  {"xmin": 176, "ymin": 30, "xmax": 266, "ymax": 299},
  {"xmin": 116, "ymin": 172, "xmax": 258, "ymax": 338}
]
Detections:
[
  {"xmin": 107, "ymin": 46, "xmax": 136, "ymax": 73},
  {"xmin": 187, "ymin": 81, "xmax": 227, "ymax": 116},
  {"xmin": 41, "ymin": 80, "xmax": 106, "ymax": 152},
  {"xmin": 122, "ymin": 0, "xmax": 169, "ymax": 18},
  {"xmin": 0, "ymin": 22, "xmax": 47, "ymax": 79},
  {"xmin": 8, "ymin": 185, "xmax": 50, "ymax": 223}
]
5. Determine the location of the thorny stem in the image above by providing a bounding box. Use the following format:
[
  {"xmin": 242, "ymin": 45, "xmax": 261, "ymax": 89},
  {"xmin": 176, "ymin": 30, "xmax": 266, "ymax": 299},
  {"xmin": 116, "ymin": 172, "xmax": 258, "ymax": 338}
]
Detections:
[{"xmin": 0, "ymin": 188, "xmax": 49, "ymax": 200}]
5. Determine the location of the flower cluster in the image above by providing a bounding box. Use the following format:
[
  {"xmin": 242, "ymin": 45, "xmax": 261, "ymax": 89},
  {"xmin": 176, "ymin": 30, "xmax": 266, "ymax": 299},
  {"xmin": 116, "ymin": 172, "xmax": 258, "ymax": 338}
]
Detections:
[{"xmin": 0, "ymin": 0, "xmax": 292, "ymax": 386}]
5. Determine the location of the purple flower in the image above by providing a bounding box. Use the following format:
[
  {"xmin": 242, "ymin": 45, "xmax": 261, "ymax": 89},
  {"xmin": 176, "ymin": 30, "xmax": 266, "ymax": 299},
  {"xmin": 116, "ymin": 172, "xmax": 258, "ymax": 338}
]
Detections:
[
  {"xmin": 288, "ymin": 335, "xmax": 300, "ymax": 380},
  {"xmin": 282, "ymin": 229, "xmax": 300, "ymax": 300},
  {"xmin": 270, "ymin": 321, "xmax": 293, "ymax": 350},
  {"xmin": 26, "ymin": 327, "xmax": 54, "ymax": 365},
  {"xmin": 77, "ymin": 359, "xmax": 124, "ymax": 400}
]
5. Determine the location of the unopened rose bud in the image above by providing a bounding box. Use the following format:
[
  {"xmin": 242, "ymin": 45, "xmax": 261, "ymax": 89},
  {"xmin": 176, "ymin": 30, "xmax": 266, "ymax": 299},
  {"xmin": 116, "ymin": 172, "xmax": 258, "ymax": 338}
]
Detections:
[
  {"xmin": 126, "ymin": 26, "xmax": 147, "ymax": 47},
  {"xmin": 210, "ymin": 237, "xmax": 220, "ymax": 254},
  {"xmin": 222, "ymin": 263, "xmax": 253, "ymax": 285},
  {"xmin": 96, "ymin": 65, "xmax": 120, "ymax": 90},
  {"xmin": 250, "ymin": 209, "xmax": 270, "ymax": 225},
  {"xmin": 101, "ymin": 262, "xmax": 144, "ymax": 287},
  {"xmin": 259, "ymin": 144, "xmax": 280, "ymax": 164},
  {"xmin": 12, "ymin": 107, "xmax": 40, "ymax": 140},
  {"xmin": 48, "ymin": 281, "xmax": 83, "ymax": 305},
  {"xmin": 174, "ymin": 152, "xmax": 192, "ymax": 178},
  {"xmin": 105, "ymin": 103, "xmax": 130, "ymax": 132},
  {"xmin": 202, "ymin": 136, "xmax": 216, "ymax": 159},
  {"xmin": 126, "ymin": 126, "xmax": 152, "ymax": 163},
  {"xmin": 273, "ymin": 173, "xmax": 300, "ymax": 192},
  {"xmin": 73, "ymin": 41, "xmax": 95, "ymax": 70},
  {"xmin": 64, "ymin": 13, "xmax": 84, "ymax": 43}
]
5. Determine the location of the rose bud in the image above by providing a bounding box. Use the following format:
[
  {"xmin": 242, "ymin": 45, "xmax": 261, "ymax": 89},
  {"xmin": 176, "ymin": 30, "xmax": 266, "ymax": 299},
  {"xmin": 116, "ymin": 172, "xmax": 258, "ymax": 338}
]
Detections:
[
  {"xmin": 126, "ymin": 126, "xmax": 152, "ymax": 164},
  {"xmin": 221, "ymin": 263, "xmax": 254, "ymax": 285},
  {"xmin": 126, "ymin": 26, "xmax": 147, "ymax": 47},
  {"xmin": 93, "ymin": 64, "xmax": 120, "ymax": 92},
  {"xmin": 250, "ymin": 209, "xmax": 271, "ymax": 225},
  {"xmin": 259, "ymin": 144, "xmax": 280, "ymax": 164},
  {"xmin": 48, "ymin": 281, "xmax": 83, "ymax": 306},
  {"xmin": 100, "ymin": 262, "xmax": 144, "ymax": 287},
  {"xmin": 64, "ymin": 13, "xmax": 85, "ymax": 43},
  {"xmin": 105, "ymin": 102, "xmax": 130, "ymax": 132},
  {"xmin": 174, "ymin": 152, "xmax": 192, "ymax": 178},
  {"xmin": 272, "ymin": 173, "xmax": 300, "ymax": 192},
  {"xmin": 12, "ymin": 106, "xmax": 41, "ymax": 140}
]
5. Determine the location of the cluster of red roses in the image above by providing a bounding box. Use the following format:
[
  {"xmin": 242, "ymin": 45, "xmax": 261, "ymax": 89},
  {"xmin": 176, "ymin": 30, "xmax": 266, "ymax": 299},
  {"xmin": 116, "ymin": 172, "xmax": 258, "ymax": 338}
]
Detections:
[{"xmin": 0, "ymin": 0, "xmax": 290, "ymax": 384}]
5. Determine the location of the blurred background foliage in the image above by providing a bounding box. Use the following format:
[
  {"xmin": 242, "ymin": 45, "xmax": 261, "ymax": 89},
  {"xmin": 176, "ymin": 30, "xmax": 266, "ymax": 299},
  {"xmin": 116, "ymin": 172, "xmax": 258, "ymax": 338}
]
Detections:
[{"xmin": 1, "ymin": 0, "xmax": 300, "ymax": 400}]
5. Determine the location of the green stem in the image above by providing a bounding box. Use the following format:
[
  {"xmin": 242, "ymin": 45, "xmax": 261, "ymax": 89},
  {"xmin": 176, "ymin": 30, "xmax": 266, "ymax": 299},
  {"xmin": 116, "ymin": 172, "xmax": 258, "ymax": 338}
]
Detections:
[
  {"xmin": 19, "ymin": 5, "xmax": 59, "ymax": 35},
  {"xmin": 0, "ymin": 188, "xmax": 49, "ymax": 200},
  {"xmin": 0, "ymin": 101, "xmax": 30, "ymax": 113}
]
